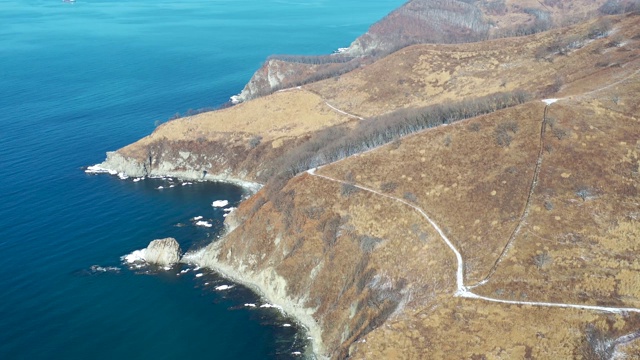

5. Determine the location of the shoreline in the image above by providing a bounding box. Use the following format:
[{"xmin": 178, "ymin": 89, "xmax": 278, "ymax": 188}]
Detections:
[
  {"xmin": 86, "ymin": 151, "xmax": 263, "ymax": 195},
  {"xmin": 87, "ymin": 152, "xmax": 323, "ymax": 358},
  {"xmin": 182, "ymin": 247, "xmax": 326, "ymax": 360}
]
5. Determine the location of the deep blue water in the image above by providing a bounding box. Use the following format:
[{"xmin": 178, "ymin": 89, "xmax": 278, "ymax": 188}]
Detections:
[{"xmin": 0, "ymin": 0, "xmax": 402, "ymax": 358}]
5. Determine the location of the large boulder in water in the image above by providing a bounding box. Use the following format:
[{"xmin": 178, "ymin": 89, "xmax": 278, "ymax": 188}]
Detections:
[{"xmin": 144, "ymin": 237, "xmax": 182, "ymax": 266}]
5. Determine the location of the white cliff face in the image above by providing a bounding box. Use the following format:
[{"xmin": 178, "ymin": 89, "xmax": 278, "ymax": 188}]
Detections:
[{"xmin": 144, "ymin": 238, "xmax": 182, "ymax": 266}]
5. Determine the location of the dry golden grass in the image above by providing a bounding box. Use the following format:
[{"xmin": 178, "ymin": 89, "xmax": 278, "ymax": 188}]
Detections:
[
  {"xmin": 306, "ymin": 14, "xmax": 640, "ymax": 118},
  {"xmin": 318, "ymin": 102, "xmax": 545, "ymax": 283},
  {"xmin": 350, "ymin": 298, "xmax": 640, "ymax": 359},
  {"xmin": 211, "ymin": 173, "xmax": 457, "ymax": 358},
  {"xmin": 111, "ymin": 12, "xmax": 640, "ymax": 358},
  {"xmin": 119, "ymin": 88, "xmax": 350, "ymax": 158},
  {"xmin": 473, "ymin": 77, "xmax": 640, "ymax": 308}
]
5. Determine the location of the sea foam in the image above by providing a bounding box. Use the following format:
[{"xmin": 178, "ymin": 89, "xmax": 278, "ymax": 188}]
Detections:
[
  {"xmin": 195, "ymin": 220, "xmax": 213, "ymax": 227},
  {"xmin": 211, "ymin": 200, "xmax": 229, "ymax": 208}
]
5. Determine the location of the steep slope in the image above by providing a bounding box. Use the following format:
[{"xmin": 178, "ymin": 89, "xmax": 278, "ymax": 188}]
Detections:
[
  {"xmin": 92, "ymin": 11, "xmax": 640, "ymax": 358},
  {"xmin": 193, "ymin": 79, "xmax": 640, "ymax": 358},
  {"xmin": 234, "ymin": 0, "xmax": 630, "ymax": 102},
  {"xmin": 98, "ymin": 13, "xmax": 640, "ymax": 190}
]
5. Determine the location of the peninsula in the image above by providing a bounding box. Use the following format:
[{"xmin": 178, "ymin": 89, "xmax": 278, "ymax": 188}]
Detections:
[{"xmin": 94, "ymin": 1, "xmax": 640, "ymax": 358}]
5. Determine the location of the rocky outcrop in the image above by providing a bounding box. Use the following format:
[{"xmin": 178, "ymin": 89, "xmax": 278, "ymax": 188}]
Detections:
[
  {"xmin": 144, "ymin": 238, "xmax": 182, "ymax": 266},
  {"xmin": 96, "ymin": 148, "xmax": 262, "ymax": 193}
]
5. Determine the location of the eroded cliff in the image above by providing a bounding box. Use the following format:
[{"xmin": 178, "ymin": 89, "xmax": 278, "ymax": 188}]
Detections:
[
  {"xmin": 95, "ymin": 10, "xmax": 640, "ymax": 359},
  {"xmin": 233, "ymin": 0, "xmax": 624, "ymax": 102}
]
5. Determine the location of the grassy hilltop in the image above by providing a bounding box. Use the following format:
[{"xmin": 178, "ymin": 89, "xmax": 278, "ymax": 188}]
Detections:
[{"xmin": 103, "ymin": 1, "xmax": 640, "ymax": 358}]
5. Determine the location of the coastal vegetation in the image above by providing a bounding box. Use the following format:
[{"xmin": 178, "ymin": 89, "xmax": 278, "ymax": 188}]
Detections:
[{"xmin": 96, "ymin": 3, "xmax": 640, "ymax": 359}]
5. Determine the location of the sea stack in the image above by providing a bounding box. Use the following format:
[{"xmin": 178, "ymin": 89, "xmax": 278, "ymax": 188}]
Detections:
[{"xmin": 144, "ymin": 238, "xmax": 182, "ymax": 266}]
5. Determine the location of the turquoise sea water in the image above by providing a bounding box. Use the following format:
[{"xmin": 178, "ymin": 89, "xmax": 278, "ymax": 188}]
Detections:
[{"xmin": 0, "ymin": 0, "xmax": 403, "ymax": 358}]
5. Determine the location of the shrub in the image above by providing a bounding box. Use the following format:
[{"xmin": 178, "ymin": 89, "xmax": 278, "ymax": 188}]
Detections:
[
  {"xmin": 248, "ymin": 135, "xmax": 262, "ymax": 149},
  {"xmin": 494, "ymin": 122, "xmax": 518, "ymax": 147},
  {"xmin": 341, "ymin": 183, "xmax": 359, "ymax": 197},
  {"xmin": 403, "ymin": 192, "xmax": 418, "ymax": 203},
  {"xmin": 599, "ymin": 0, "xmax": 625, "ymax": 14},
  {"xmin": 588, "ymin": 19, "xmax": 612, "ymax": 39},
  {"xmin": 533, "ymin": 252, "xmax": 553, "ymax": 269},
  {"xmin": 552, "ymin": 127, "xmax": 568, "ymax": 140},
  {"xmin": 380, "ymin": 182, "xmax": 398, "ymax": 193},
  {"xmin": 467, "ymin": 122, "xmax": 481, "ymax": 132},
  {"xmin": 580, "ymin": 324, "xmax": 615, "ymax": 360},
  {"xmin": 359, "ymin": 235, "xmax": 383, "ymax": 252},
  {"xmin": 576, "ymin": 186, "xmax": 593, "ymax": 201}
]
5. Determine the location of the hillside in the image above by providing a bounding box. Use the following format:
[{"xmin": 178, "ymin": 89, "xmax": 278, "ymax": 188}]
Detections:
[
  {"xmin": 94, "ymin": 9, "xmax": 640, "ymax": 360},
  {"xmin": 233, "ymin": 0, "xmax": 637, "ymax": 102}
]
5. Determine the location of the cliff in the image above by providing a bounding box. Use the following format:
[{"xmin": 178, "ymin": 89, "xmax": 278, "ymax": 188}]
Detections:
[
  {"xmin": 233, "ymin": 0, "xmax": 622, "ymax": 102},
  {"xmin": 96, "ymin": 9, "xmax": 640, "ymax": 359}
]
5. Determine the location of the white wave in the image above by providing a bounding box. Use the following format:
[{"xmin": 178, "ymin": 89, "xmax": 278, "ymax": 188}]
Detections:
[
  {"xmin": 193, "ymin": 266, "xmax": 201, "ymax": 271},
  {"xmin": 211, "ymin": 200, "xmax": 229, "ymax": 208},
  {"xmin": 204, "ymin": 282, "xmax": 209, "ymax": 285},
  {"xmin": 133, "ymin": 178, "xmax": 142, "ymax": 182},
  {"xmin": 244, "ymin": 303, "xmax": 256, "ymax": 307},
  {"xmin": 283, "ymin": 323, "xmax": 291, "ymax": 327},
  {"xmin": 179, "ymin": 269, "xmax": 191, "ymax": 274},
  {"xmin": 169, "ymin": 184, "xmax": 175, "ymax": 188},
  {"xmin": 223, "ymin": 214, "xmax": 228, "ymax": 218},
  {"xmin": 90, "ymin": 265, "xmax": 121, "ymax": 273},
  {"xmin": 182, "ymin": 182, "xmax": 192, "ymax": 186},
  {"xmin": 117, "ymin": 172, "xmax": 128, "ymax": 180},
  {"xmin": 85, "ymin": 165, "xmax": 110, "ymax": 174},
  {"xmin": 157, "ymin": 186, "xmax": 164, "ymax": 190},
  {"xmin": 195, "ymin": 220, "xmax": 212, "ymax": 228},
  {"xmin": 195, "ymin": 273, "xmax": 204, "ymax": 278},
  {"xmin": 215, "ymin": 284, "xmax": 234, "ymax": 291},
  {"xmin": 292, "ymin": 352, "xmax": 301, "ymax": 356},
  {"xmin": 163, "ymin": 266, "xmax": 171, "ymax": 270},
  {"xmin": 122, "ymin": 249, "xmax": 146, "ymax": 263},
  {"xmin": 223, "ymin": 207, "xmax": 236, "ymax": 213},
  {"xmin": 259, "ymin": 303, "xmax": 283, "ymax": 310},
  {"xmin": 192, "ymin": 216, "xmax": 203, "ymax": 221}
]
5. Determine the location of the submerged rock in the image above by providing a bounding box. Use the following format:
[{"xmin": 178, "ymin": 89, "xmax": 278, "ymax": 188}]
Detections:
[{"xmin": 144, "ymin": 237, "xmax": 182, "ymax": 266}]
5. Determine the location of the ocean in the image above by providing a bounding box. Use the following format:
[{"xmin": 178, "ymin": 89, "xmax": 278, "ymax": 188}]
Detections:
[{"xmin": 0, "ymin": 0, "xmax": 403, "ymax": 358}]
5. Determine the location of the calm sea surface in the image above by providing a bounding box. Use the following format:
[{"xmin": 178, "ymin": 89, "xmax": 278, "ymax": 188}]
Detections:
[{"xmin": 0, "ymin": 0, "xmax": 403, "ymax": 358}]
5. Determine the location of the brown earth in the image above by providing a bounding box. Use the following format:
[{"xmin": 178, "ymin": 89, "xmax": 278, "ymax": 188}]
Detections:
[{"xmin": 105, "ymin": 11, "xmax": 640, "ymax": 359}]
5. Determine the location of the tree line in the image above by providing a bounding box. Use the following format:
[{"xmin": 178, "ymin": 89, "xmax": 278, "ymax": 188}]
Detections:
[{"xmin": 271, "ymin": 90, "xmax": 530, "ymax": 180}]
